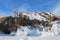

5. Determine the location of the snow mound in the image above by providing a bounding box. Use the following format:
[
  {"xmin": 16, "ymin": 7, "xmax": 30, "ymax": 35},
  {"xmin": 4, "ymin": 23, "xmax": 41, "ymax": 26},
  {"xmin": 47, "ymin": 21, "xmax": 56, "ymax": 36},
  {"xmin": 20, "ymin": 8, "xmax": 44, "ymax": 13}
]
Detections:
[{"xmin": 16, "ymin": 26, "xmax": 41, "ymax": 37}]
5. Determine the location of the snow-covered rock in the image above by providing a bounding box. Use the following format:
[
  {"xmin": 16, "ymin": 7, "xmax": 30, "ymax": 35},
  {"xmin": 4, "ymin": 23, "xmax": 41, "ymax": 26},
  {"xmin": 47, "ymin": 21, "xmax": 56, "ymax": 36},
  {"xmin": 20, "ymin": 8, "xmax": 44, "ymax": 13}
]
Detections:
[
  {"xmin": 21, "ymin": 12, "xmax": 48, "ymax": 21},
  {"xmin": 16, "ymin": 26, "xmax": 41, "ymax": 37},
  {"xmin": 51, "ymin": 21, "xmax": 60, "ymax": 35},
  {"xmin": 0, "ymin": 12, "xmax": 60, "ymax": 40}
]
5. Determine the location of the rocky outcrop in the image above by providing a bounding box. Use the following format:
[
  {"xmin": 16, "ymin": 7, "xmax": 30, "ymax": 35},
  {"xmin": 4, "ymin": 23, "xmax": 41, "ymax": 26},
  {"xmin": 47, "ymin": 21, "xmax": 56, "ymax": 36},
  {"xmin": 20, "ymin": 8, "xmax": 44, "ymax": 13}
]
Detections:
[
  {"xmin": 0, "ymin": 12, "xmax": 60, "ymax": 34},
  {"xmin": 0, "ymin": 16, "xmax": 17, "ymax": 34}
]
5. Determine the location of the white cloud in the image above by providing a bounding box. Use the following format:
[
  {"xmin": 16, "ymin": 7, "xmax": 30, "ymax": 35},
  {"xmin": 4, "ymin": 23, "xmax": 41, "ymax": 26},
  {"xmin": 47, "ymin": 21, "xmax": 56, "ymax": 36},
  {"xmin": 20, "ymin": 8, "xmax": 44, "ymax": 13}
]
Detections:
[
  {"xmin": 51, "ymin": 2, "xmax": 60, "ymax": 16},
  {"xmin": 11, "ymin": 4, "xmax": 31, "ymax": 17},
  {"xmin": 18, "ymin": 4, "xmax": 30, "ymax": 12}
]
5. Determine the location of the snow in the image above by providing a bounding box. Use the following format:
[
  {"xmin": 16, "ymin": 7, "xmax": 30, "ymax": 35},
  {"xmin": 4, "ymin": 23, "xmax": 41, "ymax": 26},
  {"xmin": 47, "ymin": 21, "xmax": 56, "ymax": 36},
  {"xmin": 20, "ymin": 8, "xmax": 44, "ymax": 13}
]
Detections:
[
  {"xmin": 15, "ymin": 24, "xmax": 59, "ymax": 40},
  {"xmin": 16, "ymin": 26, "xmax": 41, "ymax": 37},
  {"xmin": 51, "ymin": 21, "xmax": 60, "ymax": 35},
  {"xmin": 0, "ymin": 36, "xmax": 18, "ymax": 40},
  {"xmin": 29, "ymin": 13, "xmax": 46, "ymax": 21},
  {"xmin": 22, "ymin": 12, "xmax": 46, "ymax": 21}
]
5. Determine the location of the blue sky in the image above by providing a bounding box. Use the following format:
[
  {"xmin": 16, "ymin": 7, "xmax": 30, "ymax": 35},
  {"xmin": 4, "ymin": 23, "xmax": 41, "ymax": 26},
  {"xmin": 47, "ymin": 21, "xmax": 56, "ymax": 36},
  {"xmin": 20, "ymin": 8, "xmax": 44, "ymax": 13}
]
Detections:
[{"xmin": 0, "ymin": 0, "xmax": 60, "ymax": 16}]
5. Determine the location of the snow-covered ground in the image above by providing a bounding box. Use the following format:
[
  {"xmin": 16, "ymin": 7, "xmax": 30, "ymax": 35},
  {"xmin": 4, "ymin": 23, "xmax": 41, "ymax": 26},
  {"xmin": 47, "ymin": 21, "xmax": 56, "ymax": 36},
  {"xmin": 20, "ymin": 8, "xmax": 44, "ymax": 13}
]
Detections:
[{"xmin": 0, "ymin": 34, "xmax": 60, "ymax": 40}]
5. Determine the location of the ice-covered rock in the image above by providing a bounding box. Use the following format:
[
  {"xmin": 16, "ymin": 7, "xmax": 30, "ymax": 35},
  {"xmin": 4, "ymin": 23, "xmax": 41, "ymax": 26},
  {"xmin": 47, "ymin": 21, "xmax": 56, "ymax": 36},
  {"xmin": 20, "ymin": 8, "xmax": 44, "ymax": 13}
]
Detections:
[
  {"xmin": 16, "ymin": 26, "xmax": 42, "ymax": 38},
  {"xmin": 51, "ymin": 21, "xmax": 60, "ymax": 35},
  {"xmin": 16, "ymin": 26, "xmax": 29, "ymax": 37},
  {"xmin": 21, "ymin": 12, "xmax": 47, "ymax": 21}
]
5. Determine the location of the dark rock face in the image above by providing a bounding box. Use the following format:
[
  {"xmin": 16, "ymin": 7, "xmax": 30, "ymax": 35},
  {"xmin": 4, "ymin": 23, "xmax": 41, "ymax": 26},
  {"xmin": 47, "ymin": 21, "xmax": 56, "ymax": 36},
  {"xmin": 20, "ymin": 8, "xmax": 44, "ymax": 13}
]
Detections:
[
  {"xmin": 0, "ymin": 16, "xmax": 17, "ymax": 34},
  {"xmin": 16, "ymin": 14, "xmax": 41, "ymax": 28}
]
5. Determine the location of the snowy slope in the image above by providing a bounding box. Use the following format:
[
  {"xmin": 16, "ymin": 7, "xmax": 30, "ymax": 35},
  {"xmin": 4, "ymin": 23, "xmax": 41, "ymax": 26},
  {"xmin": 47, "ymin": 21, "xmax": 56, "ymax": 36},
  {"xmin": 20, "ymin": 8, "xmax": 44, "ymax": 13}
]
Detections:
[
  {"xmin": 21, "ymin": 12, "xmax": 55, "ymax": 21},
  {"xmin": 22, "ymin": 12, "xmax": 47, "ymax": 21}
]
